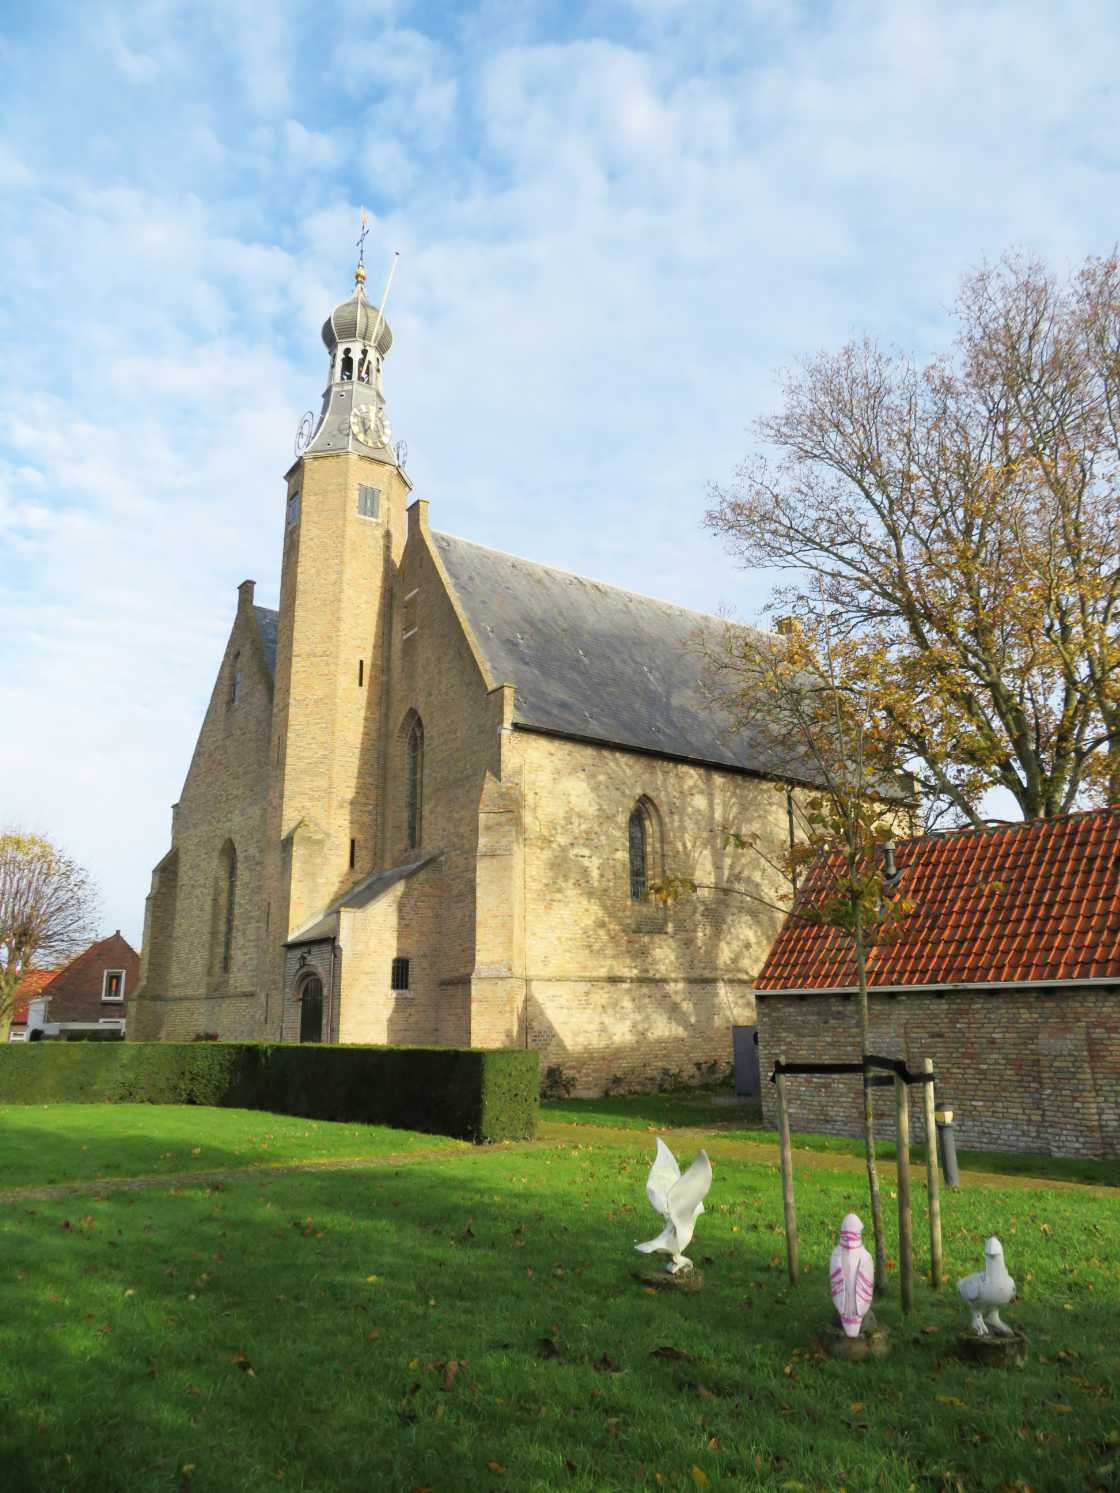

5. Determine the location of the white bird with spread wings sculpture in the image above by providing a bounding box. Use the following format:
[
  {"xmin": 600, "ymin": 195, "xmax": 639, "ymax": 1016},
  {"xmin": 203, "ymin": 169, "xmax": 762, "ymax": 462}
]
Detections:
[{"xmin": 634, "ymin": 1137, "xmax": 713, "ymax": 1274}]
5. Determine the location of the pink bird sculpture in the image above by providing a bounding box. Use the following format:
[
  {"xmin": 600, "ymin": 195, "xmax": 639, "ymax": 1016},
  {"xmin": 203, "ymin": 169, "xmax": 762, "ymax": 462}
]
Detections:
[{"xmin": 830, "ymin": 1213, "xmax": 875, "ymax": 1337}]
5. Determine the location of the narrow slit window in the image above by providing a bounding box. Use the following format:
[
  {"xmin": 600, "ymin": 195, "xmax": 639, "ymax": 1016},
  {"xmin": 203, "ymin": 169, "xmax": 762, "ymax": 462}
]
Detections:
[
  {"xmin": 349, "ymin": 838, "xmax": 356, "ymax": 869},
  {"xmin": 391, "ymin": 957, "xmax": 410, "ymax": 992},
  {"xmin": 357, "ymin": 484, "xmax": 380, "ymax": 519},
  {"xmin": 628, "ymin": 805, "xmax": 648, "ymax": 901},
  {"xmin": 406, "ymin": 716, "xmax": 424, "ymax": 849},
  {"xmin": 287, "ymin": 490, "xmax": 301, "ymax": 528},
  {"xmin": 358, "ymin": 659, "xmax": 364, "ymax": 687},
  {"xmin": 221, "ymin": 848, "xmax": 237, "ymax": 973},
  {"xmin": 229, "ymin": 651, "xmax": 241, "ymax": 705}
]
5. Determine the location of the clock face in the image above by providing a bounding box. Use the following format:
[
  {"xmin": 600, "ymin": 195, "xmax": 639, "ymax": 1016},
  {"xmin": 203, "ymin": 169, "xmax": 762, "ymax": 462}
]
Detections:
[{"xmin": 350, "ymin": 402, "xmax": 391, "ymax": 447}]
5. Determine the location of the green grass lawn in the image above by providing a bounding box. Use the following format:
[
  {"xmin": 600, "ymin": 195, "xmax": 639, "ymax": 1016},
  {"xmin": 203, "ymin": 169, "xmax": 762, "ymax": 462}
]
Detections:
[
  {"xmin": 0, "ymin": 1104, "xmax": 466, "ymax": 1190},
  {"xmin": 544, "ymin": 1092, "xmax": 1120, "ymax": 1189},
  {"xmin": 1, "ymin": 1107, "xmax": 1118, "ymax": 1491}
]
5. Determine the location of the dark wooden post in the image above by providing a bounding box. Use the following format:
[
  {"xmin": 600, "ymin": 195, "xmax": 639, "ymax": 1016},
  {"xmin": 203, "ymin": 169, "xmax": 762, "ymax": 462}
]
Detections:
[
  {"xmin": 895, "ymin": 1072, "xmax": 913, "ymax": 1313},
  {"xmin": 774, "ymin": 1055, "xmax": 799, "ymax": 1285},
  {"xmin": 922, "ymin": 1057, "xmax": 943, "ymax": 1289}
]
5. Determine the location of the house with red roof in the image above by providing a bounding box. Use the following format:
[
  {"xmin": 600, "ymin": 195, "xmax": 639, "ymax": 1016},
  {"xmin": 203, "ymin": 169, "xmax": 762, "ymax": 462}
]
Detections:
[
  {"xmin": 753, "ymin": 808, "xmax": 1120, "ymax": 1160},
  {"xmin": 7, "ymin": 933, "xmax": 140, "ymax": 1040}
]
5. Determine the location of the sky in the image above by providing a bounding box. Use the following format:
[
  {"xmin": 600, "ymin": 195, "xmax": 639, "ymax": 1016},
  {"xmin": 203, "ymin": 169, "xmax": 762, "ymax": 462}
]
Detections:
[{"xmin": 1, "ymin": 0, "xmax": 1119, "ymax": 946}]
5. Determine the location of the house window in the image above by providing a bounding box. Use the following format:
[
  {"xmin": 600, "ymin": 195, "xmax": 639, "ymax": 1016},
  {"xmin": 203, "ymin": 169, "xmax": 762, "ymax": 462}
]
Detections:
[
  {"xmin": 229, "ymin": 652, "xmax": 241, "ymax": 705},
  {"xmin": 391, "ymin": 957, "xmax": 410, "ymax": 993},
  {"xmin": 406, "ymin": 715, "xmax": 424, "ymax": 849},
  {"xmin": 287, "ymin": 490, "xmax": 301, "ymax": 527},
  {"xmin": 628, "ymin": 804, "xmax": 649, "ymax": 901},
  {"xmin": 101, "ymin": 969, "xmax": 126, "ymax": 1002},
  {"xmin": 357, "ymin": 484, "xmax": 380, "ymax": 519}
]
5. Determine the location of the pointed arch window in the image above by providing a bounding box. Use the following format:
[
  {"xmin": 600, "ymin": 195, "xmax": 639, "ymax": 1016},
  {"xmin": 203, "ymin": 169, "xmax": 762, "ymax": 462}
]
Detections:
[
  {"xmin": 221, "ymin": 845, "xmax": 237, "ymax": 972},
  {"xmin": 406, "ymin": 715, "xmax": 424, "ymax": 849},
  {"xmin": 628, "ymin": 803, "xmax": 649, "ymax": 901}
]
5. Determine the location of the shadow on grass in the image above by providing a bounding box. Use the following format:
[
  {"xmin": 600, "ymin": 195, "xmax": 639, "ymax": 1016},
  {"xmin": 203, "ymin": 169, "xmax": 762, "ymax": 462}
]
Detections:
[{"xmin": 1, "ymin": 1142, "xmax": 1117, "ymax": 1492}]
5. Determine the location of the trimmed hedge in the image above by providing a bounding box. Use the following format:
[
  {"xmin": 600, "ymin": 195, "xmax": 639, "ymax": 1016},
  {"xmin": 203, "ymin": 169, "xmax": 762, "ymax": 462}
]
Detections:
[{"xmin": 0, "ymin": 1042, "xmax": 538, "ymax": 1143}]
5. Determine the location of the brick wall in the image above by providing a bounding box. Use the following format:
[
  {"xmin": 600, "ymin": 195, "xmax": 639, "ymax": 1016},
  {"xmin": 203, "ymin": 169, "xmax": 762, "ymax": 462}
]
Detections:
[{"xmin": 756, "ymin": 986, "xmax": 1120, "ymax": 1160}]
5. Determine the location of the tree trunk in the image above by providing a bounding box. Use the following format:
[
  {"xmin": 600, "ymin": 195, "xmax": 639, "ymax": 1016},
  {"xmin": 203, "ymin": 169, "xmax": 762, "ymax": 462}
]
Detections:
[{"xmin": 853, "ymin": 926, "xmax": 888, "ymax": 1291}]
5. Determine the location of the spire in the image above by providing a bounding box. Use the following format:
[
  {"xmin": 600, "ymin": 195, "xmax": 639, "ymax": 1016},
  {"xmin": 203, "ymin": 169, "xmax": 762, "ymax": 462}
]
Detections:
[{"xmin": 297, "ymin": 222, "xmax": 401, "ymax": 463}]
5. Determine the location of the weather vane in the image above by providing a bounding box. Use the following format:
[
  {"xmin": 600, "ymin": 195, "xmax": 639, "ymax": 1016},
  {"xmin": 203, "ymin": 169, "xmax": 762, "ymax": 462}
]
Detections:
[{"xmin": 355, "ymin": 207, "xmax": 370, "ymax": 285}]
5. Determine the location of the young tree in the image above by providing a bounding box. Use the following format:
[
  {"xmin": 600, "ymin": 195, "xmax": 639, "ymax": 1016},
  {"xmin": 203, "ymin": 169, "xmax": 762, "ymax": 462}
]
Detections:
[
  {"xmin": 0, "ymin": 831, "xmax": 100, "ymax": 1041},
  {"xmin": 655, "ymin": 600, "xmax": 915, "ymax": 1284},
  {"xmin": 707, "ymin": 252, "xmax": 1120, "ymax": 827}
]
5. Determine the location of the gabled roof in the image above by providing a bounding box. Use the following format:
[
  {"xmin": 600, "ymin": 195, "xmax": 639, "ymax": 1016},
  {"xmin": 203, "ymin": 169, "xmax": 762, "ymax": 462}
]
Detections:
[
  {"xmin": 432, "ymin": 531, "xmax": 791, "ymax": 779},
  {"xmin": 286, "ymin": 855, "xmax": 440, "ymax": 946},
  {"xmin": 253, "ymin": 606, "xmax": 279, "ymax": 676},
  {"xmin": 756, "ymin": 807, "xmax": 1120, "ymax": 993}
]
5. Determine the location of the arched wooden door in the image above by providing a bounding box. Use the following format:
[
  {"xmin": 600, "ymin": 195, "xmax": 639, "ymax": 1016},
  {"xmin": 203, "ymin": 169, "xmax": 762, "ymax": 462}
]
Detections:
[{"xmin": 298, "ymin": 976, "xmax": 323, "ymax": 1043}]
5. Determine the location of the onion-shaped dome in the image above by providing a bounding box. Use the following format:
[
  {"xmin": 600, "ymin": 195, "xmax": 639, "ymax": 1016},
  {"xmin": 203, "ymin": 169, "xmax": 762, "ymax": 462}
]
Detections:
[{"xmin": 321, "ymin": 279, "xmax": 393, "ymax": 356}]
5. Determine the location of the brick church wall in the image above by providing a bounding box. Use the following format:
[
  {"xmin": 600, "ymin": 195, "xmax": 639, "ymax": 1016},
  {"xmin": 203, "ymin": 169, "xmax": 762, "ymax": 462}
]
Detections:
[
  {"xmin": 756, "ymin": 987, "xmax": 1120, "ymax": 1160},
  {"xmin": 513, "ymin": 731, "xmax": 798, "ymax": 1096}
]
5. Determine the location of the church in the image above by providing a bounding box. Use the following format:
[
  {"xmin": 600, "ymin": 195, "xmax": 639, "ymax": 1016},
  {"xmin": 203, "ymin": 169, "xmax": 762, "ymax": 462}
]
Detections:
[{"xmin": 130, "ymin": 254, "xmax": 800, "ymax": 1094}]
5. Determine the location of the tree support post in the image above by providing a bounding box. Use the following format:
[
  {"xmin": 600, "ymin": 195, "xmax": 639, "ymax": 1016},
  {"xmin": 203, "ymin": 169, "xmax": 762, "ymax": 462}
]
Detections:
[
  {"xmin": 922, "ymin": 1056, "xmax": 943, "ymax": 1289},
  {"xmin": 775, "ymin": 1055, "xmax": 799, "ymax": 1285},
  {"xmin": 895, "ymin": 1072, "xmax": 913, "ymax": 1313}
]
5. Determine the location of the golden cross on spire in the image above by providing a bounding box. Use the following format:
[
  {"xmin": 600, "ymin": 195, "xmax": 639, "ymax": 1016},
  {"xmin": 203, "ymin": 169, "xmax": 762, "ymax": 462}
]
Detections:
[{"xmin": 355, "ymin": 207, "xmax": 369, "ymax": 286}]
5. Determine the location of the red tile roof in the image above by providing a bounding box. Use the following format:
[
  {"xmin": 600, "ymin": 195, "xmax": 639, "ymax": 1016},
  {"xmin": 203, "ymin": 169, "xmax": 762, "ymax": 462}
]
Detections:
[
  {"xmin": 755, "ymin": 807, "xmax": 1120, "ymax": 992},
  {"xmin": 10, "ymin": 969, "xmax": 61, "ymax": 1025}
]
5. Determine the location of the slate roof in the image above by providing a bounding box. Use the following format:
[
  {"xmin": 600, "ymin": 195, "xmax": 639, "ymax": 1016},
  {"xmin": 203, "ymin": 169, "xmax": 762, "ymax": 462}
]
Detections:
[
  {"xmin": 432, "ymin": 531, "xmax": 792, "ymax": 779},
  {"xmin": 286, "ymin": 855, "xmax": 440, "ymax": 946},
  {"xmin": 253, "ymin": 606, "xmax": 279, "ymax": 676},
  {"xmin": 755, "ymin": 807, "xmax": 1120, "ymax": 993}
]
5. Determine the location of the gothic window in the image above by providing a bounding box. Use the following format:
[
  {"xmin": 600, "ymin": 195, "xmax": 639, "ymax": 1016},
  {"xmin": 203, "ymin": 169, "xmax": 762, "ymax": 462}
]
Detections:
[
  {"xmin": 357, "ymin": 484, "xmax": 380, "ymax": 519},
  {"xmin": 220, "ymin": 842, "xmax": 237, "ymax": 974},
  {"xmin": 406, "ymin": 714, "xmax": 424, "ymax": 849},
  {"xmin": 391, "ymin": 957, "xmax": 410, "ymax": 993},
  {"xmin": 299, "ymin": 975, "xmax": 323, "ymax": 1043},
  {"xmin": 628, "ymin": 804, "xmax": 649, "ymax": 901}
]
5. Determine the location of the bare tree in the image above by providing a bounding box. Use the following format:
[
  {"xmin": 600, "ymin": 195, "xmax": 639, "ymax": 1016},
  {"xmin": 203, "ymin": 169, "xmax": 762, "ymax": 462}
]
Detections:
[
  {"xmin": 707, "ymin": 252, "xmax": 1120, "ymax": 826},
  {"xmin": 0, "ymin": 831, "xmax": 100, "ymax": 1040}
]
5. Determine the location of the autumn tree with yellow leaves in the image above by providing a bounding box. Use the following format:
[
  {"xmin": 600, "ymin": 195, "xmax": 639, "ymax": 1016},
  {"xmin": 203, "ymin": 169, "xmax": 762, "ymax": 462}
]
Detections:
[{"xmin": 708, "ymin": 251, "xmax": 1120, "ymax": 827}]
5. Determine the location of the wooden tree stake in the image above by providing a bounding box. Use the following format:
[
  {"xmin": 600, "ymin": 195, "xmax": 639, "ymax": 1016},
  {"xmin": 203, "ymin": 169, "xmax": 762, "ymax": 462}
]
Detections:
[
  {"xmin": 922, "ymin": 1056, "xmax": 943, "ymax": 1289},
  {"xmin": 775, "ymin": 1056, "xmax": 799, "ymax": 1285},
  {"xmin": 895, "ymin": 1073, "xmax": 913, "ymax": 1313}
]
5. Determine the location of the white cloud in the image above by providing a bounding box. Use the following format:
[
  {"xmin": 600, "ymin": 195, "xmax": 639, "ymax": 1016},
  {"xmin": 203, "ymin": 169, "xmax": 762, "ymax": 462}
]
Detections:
[{"xmin": 2, "ymin": 0, "xmax": 1120, "ymax": 938}]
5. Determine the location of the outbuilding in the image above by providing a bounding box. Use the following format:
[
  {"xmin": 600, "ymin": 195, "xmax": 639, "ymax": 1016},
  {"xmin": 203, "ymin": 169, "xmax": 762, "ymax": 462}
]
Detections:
[{"xmin": 754, "ymin": 808, "xmax": 1120, "ymax": 1160}]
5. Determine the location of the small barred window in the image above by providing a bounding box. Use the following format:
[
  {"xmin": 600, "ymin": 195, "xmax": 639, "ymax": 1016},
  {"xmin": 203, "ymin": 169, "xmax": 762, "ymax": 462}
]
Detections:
[
  {"xmin": 391, "ymin": 957, "xmax": 410, "ymax": 992},
  {"xmin": 358, "ymin": 484, "xmax": 380, "ymax": 519}
]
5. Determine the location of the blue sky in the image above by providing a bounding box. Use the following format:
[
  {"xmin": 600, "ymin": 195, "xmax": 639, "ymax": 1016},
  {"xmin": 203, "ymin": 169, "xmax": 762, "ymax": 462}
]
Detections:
[{"xmin": 2, "ymin": 0, "xmax": 1119, "ymax": 944}]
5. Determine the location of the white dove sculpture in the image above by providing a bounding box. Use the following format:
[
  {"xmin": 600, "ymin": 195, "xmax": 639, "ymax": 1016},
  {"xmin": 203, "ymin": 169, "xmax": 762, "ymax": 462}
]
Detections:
[
  {"xmin": 634, "ymin": 1137, "xmax": 713, "ymax": 1274},
  {"xmin": 958, "ymin": 1236, "xmax": 1016, "ymax": 1336},
  {"xmin": 829, "ymin": 1213, "xmax": 875, "ymax": 1337}
]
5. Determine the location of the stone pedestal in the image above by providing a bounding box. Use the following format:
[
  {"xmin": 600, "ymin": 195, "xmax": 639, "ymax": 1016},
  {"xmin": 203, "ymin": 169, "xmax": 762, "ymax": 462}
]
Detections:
[
  {"xmin": 634, "ymin": 1268, "xmax": 704, "ymax": 1293},
  {"xmin": 955, "ymin": 1331, "xmax": 1028, "ymax": 1369},
  {"xmin": 823, "ymin": 1313, "xmax": 891, "ymax": 1361}
]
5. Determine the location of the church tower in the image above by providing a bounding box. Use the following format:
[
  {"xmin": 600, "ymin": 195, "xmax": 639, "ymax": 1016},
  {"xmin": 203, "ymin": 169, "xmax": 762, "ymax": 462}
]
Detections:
[{"xmin": 263, "ymin": 251, "xmax": 413, "ymax": 1021}]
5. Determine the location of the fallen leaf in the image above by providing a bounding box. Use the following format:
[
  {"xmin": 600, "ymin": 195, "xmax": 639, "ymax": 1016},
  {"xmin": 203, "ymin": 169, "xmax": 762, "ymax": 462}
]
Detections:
[
  {"xmin": 691, "ymin": 1467, "xmax": 710, "ymax": 1489},
  {"xmin": 850, "ymin": 1401, "xmax": 866, "ymax": 1413},
  {"xmin": 1044, "ymin": 1401, "xmax": 1074, "ymax": 1414},
  {"xmin": 440, "ymin": 1361, "xmax": 459, "ymax": 1392},
  {"xmin": 650, "ymin": 1346, "xmax": 699, "ymax": 1362},
  {"xmin": 486, "ymin": 1461, "xmax": 506, "ymax": 1475},
  {"xmin": 935, "ymin": 1395, "xmax": 968, "ymax": 1409},
  {"xmin": 231, "ymin": 1352, "xmax": 256, "ymax": 1376}
]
